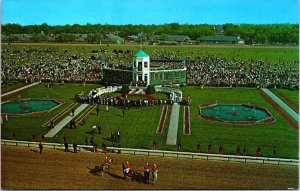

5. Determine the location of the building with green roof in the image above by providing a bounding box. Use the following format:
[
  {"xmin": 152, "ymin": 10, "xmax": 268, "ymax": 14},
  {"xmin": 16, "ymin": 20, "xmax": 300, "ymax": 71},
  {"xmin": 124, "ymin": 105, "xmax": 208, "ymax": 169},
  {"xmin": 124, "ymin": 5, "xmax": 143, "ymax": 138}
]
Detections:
[
  {"xmin": 197, "ymin": 35, "xmax": 244, "ymax": 44},
  {"xmin": 149, "ymin": 35, "xmax": 191, "ymax": 42},
  {"xmin": 102, "ymin": 34, "xmax": 124, "ymax": 44}
]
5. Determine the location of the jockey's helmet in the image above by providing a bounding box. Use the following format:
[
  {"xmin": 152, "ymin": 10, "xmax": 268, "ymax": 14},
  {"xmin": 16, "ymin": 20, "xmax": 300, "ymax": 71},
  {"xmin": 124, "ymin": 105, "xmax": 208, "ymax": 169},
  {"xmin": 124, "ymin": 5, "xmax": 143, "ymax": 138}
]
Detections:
[
  {"xmin": 126, "ymin": 161, "xmax": 129, "ymax": 164},
  {"xmin": 146, "ymin": 163, "xmax": 149, "ymax": 165},
  {"xmin": 154, "ymin": 164, "xmax": 156, "ymax": 167}
]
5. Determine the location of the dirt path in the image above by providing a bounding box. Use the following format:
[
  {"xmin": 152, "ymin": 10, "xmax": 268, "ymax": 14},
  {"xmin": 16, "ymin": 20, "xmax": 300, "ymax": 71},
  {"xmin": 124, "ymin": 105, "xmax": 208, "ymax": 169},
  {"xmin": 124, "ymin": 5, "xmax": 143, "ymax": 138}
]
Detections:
[{"xmin": 1, "ymin": 146, "xmax": 298, "ymax": 189}]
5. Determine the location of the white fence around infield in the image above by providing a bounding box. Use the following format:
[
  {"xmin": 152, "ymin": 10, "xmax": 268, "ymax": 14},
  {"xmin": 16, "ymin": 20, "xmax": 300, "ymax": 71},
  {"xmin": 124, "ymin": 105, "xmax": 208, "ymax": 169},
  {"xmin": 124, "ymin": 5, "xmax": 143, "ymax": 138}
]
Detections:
[{"xmin": 2, "ymin": 140, "xmax": 298, "ymax": 166}]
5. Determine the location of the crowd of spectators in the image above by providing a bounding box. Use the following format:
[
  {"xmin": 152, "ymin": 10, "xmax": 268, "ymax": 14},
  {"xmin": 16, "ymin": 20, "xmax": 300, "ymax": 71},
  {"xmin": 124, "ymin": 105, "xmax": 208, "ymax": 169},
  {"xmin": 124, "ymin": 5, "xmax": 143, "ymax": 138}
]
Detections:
[
  {"xmin": 1, "ymin": 47, "xmax": 298, "ymax": 88},
  {"xmin": 187, "ymin": 55, "xmax": 298, "ymax": 88}
]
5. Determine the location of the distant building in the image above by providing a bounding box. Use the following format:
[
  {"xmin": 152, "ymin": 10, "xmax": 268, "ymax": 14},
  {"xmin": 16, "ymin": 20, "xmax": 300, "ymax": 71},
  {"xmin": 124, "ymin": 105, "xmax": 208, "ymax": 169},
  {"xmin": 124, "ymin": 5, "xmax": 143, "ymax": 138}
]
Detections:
[
  {"xmin": 149, "ymin": 35, "xmax": 191, "ymax": 43},
  {"xmin": 103, "ymin": 50, "xmax": 187, "ymax": 86},
  {"xmin": 102, "ymin": 34, "xmax": 124, "ymax": 44},
  {"xmin": 197, "ymin": 35, "xmax": 244, "ymax": 44},
  {"xmin": 124, "ymin": 35, "xmax": 139, "ymax": 43}
]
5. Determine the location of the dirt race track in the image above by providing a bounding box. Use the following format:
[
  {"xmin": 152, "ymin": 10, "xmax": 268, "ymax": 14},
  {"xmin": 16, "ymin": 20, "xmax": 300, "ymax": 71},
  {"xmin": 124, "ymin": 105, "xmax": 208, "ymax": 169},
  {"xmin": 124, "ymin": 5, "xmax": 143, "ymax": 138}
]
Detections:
[{"xmin": 1, "ymin": 146, "xmax": 298, "ymax": 190}]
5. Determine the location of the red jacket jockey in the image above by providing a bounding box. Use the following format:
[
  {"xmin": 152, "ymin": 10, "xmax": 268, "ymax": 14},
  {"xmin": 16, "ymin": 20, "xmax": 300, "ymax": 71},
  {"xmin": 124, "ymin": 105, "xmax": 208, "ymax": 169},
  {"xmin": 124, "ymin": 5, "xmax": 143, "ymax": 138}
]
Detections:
[
  {"xmin": 103, "ymin": 156, "xmax": 110, "ymax": 165},
  {"xmin": 124, "ymin": 161, "xmax": 131, "ymax": 174},
  {"xmin": 144, "ymin": 163, "xmax": 150, "ymax": 173}
]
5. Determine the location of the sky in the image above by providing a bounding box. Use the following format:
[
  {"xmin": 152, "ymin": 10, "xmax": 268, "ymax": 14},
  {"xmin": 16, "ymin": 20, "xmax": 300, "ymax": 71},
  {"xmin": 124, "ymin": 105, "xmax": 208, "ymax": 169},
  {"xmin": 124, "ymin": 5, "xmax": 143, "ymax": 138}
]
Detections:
[{"xmin": 1, "ymin": 0, "xmax": 299, "ymax": 26}]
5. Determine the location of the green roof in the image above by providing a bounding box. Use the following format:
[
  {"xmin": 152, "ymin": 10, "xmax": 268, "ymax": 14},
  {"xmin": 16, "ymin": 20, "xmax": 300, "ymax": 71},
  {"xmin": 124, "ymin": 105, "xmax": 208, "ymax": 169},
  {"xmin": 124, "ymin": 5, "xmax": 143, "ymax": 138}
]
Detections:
[
  {"xmin": 106, "ymin": 34, "xmax": 124, "ymax": 42},
  {"xmin": 134, "ymin": 50, "xmax": 149, "ymax": 57},
  {"xmin": 198, "ymin": 35, "xmax": 244, "ymax": 42}
]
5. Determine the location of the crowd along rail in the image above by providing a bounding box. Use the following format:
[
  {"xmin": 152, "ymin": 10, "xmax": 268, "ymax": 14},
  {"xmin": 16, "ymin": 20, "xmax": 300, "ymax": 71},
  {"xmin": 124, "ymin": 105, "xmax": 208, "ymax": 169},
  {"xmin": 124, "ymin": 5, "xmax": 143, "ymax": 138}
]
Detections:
[{"xmin": 2, "ymin": 139, "xmax": 298, "ymax": 166}]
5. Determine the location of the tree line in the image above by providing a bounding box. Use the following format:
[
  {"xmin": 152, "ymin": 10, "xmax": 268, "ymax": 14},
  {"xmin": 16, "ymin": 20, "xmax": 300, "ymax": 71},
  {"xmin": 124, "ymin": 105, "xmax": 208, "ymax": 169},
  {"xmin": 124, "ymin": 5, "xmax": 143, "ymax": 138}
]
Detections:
[{"xmin": 1, "ymin": 23, "xmax": 298, "ymax": 44}]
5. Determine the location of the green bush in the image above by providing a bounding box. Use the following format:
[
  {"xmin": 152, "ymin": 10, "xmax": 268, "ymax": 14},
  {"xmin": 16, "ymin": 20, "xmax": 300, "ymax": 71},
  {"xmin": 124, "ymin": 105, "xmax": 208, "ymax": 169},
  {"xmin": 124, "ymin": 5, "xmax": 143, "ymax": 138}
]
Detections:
[
  {"xmin": 121, "ymin": 84, "xmax": 129, "ymax": 94},
  {"xmin": 146, "ymin": 85, "xmax": 155, "ymax": 94}
]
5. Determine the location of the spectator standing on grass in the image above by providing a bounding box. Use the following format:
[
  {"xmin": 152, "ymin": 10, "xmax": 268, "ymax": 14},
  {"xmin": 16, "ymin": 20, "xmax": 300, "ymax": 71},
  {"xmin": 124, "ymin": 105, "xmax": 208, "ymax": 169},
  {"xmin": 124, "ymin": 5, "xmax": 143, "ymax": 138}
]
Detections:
[
  {"xmin": 41, "ymin": 135, "xmax": 46, "ymax": 143},
  {"xmin": 273, "ymin": 146, "xmax": 277, "ymax": 158},
  {"xmin": 73, "ymin": 143, "xmax": 77, "ymax": 153},
  {"xmin": 208, "ymin": 143, "xmax": 212, "ymax": 154},
  {"xmin": 97, "ymin": 125, "xmax": 102, "ymax": 134},
  {"xmin": 85, "ymin": 136, "xmax": 88, "ymax": 145},
  {"xmin": 64, "ymin": 143, "xmax": 69, "ymax": 152},
  {"xmin": 32, "ymin": 135, "xmax": 36, "ymax": 142},
  {"xmin": 122, "ymin": 109, "xmax": 125, "ymax": 117},
  {"xmin": 96, "ymin": 107, "xmax": 99, "ymax": 116},
  {"xmin": 236, "ymin": 146, "xmax": 240, "ymax": 156},
  {"xmin": 71, "ymin": 109, "xmax": 75, "ymax": 117},
  {"xmin": 92, "ymin": 125, "xmax": 97, "ymax": 134},
  {"xmin": 50, "ymin": 120, "xmax": 54, "ymax": 128},
  {"xmin": 105, "ymin": 105, "xmax": 109, "ymax": 112},
  {"xmin": 219, "ymin": 144, "xmax": 224, "ymax": 154},
  {"xmin": 243, "ymin": 145, "xmax": 247, "ymax": 156},
  {"xmin": 196, "ymin": 143, "xmax": 201, "ymax": 153},
  {"xmin": 256, "ymin": 146, "xmax": 261, "ymax": 157},
  {"xmin": 39, "ymin": 142, "xmax": 43, "ymax": 154}
]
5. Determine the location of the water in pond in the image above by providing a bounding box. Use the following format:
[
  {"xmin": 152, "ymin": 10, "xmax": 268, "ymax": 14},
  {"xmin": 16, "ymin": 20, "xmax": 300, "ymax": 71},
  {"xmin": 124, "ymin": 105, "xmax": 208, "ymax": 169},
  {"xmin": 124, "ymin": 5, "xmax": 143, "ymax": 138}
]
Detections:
[
  {"xmin": 2, "ymin": 99, "xmax": 60, "ymax": 115},
  {"xmin": 201, "ymin": 104, "xmax": 271, "ymax": 122}
]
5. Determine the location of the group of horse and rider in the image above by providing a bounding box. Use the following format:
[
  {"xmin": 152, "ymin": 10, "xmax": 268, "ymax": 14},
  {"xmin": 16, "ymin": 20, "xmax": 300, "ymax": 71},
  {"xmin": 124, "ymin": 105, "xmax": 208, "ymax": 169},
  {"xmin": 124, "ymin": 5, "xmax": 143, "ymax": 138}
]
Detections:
[{"xmin": 99, "ymin": 156, "xmax": 159, "ymax": 184}]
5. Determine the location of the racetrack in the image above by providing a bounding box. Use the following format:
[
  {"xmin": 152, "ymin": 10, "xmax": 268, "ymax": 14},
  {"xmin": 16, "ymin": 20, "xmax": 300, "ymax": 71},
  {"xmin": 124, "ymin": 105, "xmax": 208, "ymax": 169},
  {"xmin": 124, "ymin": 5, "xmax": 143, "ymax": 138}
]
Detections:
[{"xmin": 1, "ymin": 146, "xmax": 298, "ymax": 189}]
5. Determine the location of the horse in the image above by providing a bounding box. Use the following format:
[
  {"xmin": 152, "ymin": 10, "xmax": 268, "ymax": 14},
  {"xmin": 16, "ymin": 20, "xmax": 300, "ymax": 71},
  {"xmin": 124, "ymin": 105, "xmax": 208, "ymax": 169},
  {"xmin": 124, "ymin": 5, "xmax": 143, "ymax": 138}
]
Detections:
[
  {"xmin": 94, "ymin": 164, "xmax": 105, "ymax": 176},
  {"xmin": 122, "ymin": 163, "xmax": 134, "ymax": 180},
  {"xmin": 144, "ymin": 170, "xmax": 150, "ymax": 183},
  {"xmin": 103, "ymin": 158, "xmax": 112, "ymax": 173},
  {"xmin": 152, "ymin": 171, "xmax": 158, "ymax": 184}
]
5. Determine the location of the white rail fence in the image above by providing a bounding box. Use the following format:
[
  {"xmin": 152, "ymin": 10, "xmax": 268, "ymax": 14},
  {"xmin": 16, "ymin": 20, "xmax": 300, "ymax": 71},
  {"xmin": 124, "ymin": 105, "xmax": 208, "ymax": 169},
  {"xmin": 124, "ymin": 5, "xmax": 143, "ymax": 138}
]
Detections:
[{"xmin": 2, "ymin": 139, "xmax": 298, "ymax": 166}]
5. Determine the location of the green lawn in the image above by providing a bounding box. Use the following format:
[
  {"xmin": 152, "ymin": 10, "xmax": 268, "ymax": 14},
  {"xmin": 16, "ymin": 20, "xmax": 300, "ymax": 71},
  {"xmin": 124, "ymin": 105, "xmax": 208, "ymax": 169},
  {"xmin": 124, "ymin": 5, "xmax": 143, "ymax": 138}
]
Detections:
[
  {"xmin": 3, "ymin": 43, "xmax": 298, "ymax": 65},
  {"xmin": 2, "ymin": 84, "xmax": 298, "ymax": 159},
  {"xmin": 1, "ymin": 81, "xmax": 26, "ymax": 93}
]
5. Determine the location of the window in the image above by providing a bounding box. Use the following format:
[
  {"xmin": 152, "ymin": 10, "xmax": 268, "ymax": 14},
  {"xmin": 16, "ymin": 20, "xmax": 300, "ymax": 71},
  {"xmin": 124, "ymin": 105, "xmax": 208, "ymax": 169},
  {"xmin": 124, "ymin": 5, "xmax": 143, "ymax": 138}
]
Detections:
[
  {"xmin": 144, "ymin": 62, "xmax": 148, "ymax": 68},
  {"xmin": 138, "ymin": 62, "xmax": 142, "ymax": 71}
]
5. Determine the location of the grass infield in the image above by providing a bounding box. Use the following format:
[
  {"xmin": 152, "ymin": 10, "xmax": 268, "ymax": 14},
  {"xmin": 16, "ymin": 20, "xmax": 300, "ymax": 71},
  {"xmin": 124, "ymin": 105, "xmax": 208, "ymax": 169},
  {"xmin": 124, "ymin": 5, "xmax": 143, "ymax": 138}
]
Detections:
[{"xmin": 1, "ymin": 83, "xmax": 298, "ymax": 159}]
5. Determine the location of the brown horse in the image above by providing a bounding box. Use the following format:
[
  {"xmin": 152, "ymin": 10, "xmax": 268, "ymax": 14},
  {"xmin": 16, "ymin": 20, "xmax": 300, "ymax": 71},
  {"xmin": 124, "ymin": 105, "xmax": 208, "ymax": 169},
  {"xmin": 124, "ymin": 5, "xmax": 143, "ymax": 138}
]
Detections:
[{"xmin": 122, "ymin": 163, "xmax": 135, "ymax": 180}]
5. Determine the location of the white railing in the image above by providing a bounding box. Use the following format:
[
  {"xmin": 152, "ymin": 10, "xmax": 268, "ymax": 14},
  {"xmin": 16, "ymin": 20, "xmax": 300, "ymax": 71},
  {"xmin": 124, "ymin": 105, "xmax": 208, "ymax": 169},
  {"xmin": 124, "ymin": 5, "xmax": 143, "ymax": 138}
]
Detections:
[{"xmin": 2, "ymin": 139, "xmax": 298, "ymax": 166}]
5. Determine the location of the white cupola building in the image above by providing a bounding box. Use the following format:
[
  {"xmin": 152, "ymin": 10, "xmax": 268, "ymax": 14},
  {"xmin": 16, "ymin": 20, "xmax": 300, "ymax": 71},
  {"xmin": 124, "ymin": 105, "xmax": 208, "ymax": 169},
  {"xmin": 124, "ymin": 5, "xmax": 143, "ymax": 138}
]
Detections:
[{"xmin": 132, "ymin": 50, "xmax": 150, "ymax": 85}]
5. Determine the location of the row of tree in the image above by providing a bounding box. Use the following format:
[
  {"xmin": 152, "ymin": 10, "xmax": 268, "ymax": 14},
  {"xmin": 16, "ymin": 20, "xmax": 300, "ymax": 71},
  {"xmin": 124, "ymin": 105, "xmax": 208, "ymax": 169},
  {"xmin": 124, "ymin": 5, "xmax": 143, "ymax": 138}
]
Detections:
[{"xmin": 1, "ymin": 23, "xmax": 298, "ymax": 44}]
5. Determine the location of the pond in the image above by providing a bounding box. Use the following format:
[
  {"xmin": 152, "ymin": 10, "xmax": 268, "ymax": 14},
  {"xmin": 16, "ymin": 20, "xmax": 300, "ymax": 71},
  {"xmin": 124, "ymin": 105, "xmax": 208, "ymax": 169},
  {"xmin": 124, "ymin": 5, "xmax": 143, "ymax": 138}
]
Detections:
[{"xmin": 1, "ymin": 99, "xmax": 63, "ymax": 116}]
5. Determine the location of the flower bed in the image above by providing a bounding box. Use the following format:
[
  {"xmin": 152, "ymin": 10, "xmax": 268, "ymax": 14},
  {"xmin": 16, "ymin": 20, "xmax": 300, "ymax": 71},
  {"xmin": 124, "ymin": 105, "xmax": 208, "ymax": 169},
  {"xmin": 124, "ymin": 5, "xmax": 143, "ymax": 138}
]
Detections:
[
  {"xmin": 125, "ymin": 94, "xmax": 156, "ymax": 101},
  {"xmin": 183, "ymin": 106, "xmax": 191, "ymax": 135},
  {"xmin": 259, "ymin": 91, "xmax": 298, "ymax": 131},
  {"xmin": 156, "ymin": 105, "xmax": 168, "ymax": 134},
  {"xmin": 276, "ymin": 92, "xmax": 298, "ymax": 112}
]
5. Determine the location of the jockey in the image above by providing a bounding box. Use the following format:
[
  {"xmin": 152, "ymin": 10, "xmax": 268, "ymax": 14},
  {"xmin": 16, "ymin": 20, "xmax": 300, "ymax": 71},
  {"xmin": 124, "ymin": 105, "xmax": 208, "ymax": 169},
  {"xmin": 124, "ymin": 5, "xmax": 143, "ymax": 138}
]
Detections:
[
  {"xmin": 152, "ymin": 164, "xmax": 158, "ymax": 174},
  {"xmin": 103, "ymin": 156, "xmax": 110, "ymax": 165},
  {"xmin": 124, "ymin": 161, "xmax": 131, "ymax": 174},
  {"xmin": 144, "ymin": 163, "xmax": 150, "ymax": 173}
]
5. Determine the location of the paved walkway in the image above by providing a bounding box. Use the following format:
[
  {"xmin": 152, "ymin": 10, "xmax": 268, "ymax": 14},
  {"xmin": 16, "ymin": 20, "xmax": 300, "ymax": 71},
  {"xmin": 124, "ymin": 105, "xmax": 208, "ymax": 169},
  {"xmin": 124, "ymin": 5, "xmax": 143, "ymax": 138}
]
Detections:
[
  {"xmin": 261, "ymin": 88, "xmax": 299, "ymax": 122},
  {"xmin": 45, "ymin": 104, "xmax": 89, "ymax": 137},
  {"xmin": 166, "ymin": 103, "xmax": 180, "ymax": 145},
  {"xmin": 1, "ymin": 82, "xmax": 40, "ymax": 97}
]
